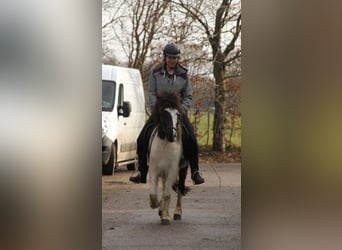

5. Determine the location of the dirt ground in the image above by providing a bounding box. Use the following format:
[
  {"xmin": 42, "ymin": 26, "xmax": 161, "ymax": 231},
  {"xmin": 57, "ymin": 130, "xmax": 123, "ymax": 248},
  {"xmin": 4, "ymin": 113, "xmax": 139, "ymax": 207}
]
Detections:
[{"xmin": 102, "ymin": 163, "xmax": 241, "ymax": 250}]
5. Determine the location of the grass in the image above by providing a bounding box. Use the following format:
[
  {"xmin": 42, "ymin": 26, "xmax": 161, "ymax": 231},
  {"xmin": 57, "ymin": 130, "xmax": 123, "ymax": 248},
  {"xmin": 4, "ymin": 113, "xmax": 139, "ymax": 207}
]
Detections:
[{"xmin": 188, "ymin": 111, "xmax": 241, "ymax": 163}]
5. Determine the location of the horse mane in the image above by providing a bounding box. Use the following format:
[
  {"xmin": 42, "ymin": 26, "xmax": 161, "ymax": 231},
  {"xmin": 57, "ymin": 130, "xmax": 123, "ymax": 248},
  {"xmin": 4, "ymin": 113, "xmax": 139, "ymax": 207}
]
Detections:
[{"xmin": 151, "ymin": 92, "xmax": 182, "ymax": 124}]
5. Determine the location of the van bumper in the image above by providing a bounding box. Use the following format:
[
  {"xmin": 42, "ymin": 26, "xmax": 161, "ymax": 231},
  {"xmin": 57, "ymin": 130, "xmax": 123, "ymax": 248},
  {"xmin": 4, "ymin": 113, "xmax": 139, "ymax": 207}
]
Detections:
[{"xmin": 102, "ymin": 136, "xmax": 113, "ymax": 166}]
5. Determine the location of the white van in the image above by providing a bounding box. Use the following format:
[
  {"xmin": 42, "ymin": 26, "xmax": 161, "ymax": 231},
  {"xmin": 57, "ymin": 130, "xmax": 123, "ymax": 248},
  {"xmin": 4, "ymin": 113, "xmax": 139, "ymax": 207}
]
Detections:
[{"xmin": 102, "ymin": 65, "xmax": 145, "ymax": 175}]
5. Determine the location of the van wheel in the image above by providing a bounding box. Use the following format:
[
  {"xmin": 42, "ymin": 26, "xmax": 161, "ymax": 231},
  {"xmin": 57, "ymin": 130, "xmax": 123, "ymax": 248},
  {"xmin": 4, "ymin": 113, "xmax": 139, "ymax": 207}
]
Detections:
[
  {"xmin": 102, "ymin": 144, "xmax": 116, "ymax": 175},
  {"xmin": 127, "ymin": 163, "xmax": 135, "ymax": 171}
]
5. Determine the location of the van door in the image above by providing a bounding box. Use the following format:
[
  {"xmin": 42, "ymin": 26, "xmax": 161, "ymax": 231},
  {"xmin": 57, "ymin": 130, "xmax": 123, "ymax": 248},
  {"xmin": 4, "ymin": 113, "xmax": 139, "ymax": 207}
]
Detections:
[{"xmin": 116, "ymin": 83, "xmax": 136, "ymax": 162}]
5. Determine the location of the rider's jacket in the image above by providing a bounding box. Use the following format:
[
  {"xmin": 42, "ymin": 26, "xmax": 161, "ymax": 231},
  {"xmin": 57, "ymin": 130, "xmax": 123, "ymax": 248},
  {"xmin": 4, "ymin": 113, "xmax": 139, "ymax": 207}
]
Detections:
[{"xmin": 148, "ymin": 63, "xmax": 192, "ymax": 114}]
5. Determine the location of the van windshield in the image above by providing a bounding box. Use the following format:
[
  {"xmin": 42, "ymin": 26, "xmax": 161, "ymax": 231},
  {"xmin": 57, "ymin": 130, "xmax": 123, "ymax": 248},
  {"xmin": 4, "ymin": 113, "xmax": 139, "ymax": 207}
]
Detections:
[{"xmin": 102, "ymin": 80, "xmax": 116, "ymax": 112}]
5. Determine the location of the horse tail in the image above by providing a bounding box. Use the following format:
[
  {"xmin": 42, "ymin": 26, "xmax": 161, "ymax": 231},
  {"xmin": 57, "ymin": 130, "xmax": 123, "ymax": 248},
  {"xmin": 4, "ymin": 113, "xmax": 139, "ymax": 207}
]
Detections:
[
  {"xmin": 179, "ymin": 165, "xmax": 191, "ymax": 196},
  {"xmin": 180, "ymin": 186, "xmax": 191, "ymax": 196},
  {"xmin": 172, "ymin": 181, "xmax": 190, "ymax": 196}
]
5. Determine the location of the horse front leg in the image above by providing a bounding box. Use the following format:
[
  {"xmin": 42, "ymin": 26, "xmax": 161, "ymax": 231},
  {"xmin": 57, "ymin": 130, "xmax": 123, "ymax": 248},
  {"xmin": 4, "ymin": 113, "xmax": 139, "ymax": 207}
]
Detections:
[
  {"xmin": 149, "ymin": 171, "xmax": 159, "ymax": 209},
  {"xmin": 160, "ymin": 176, "xmax": 174, "ymax": 225}
]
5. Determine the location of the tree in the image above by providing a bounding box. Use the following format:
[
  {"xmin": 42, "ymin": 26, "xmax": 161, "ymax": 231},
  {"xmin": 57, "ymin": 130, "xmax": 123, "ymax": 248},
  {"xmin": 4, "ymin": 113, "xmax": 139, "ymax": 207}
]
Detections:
[
  {"xmin": 103, "ymin": 0, "xmax": 169, "ymax": 76},
  {"xmin": 102, "ymin": 0, "xmax": 126, "ymax": 64},
  {"xmin": 171, "ymin": 0, "xmax": 241, "ymax": 152},
  {"xmin": 102, "ymin": 0, "xmax": 241, "ymax": 153}
]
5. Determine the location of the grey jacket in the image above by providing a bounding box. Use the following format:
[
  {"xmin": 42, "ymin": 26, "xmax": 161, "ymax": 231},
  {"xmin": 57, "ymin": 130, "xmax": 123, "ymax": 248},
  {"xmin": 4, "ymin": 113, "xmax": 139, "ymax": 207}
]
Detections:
[{"xmin": 148, "ymin": 63, "xmax": 192, "ymax": 113}]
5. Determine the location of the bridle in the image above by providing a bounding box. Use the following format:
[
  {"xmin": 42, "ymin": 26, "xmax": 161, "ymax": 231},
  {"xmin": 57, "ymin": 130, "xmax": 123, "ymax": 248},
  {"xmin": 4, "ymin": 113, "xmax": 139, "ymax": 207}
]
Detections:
[{"xmin": 161, "ymin": 108, "xmax": 180, "ymax": 141}]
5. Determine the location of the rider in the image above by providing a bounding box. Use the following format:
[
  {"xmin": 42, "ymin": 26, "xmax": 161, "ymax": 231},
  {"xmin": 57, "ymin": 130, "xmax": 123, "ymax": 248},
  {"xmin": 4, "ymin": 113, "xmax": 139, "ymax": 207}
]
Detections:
[{"xmin": 129, "ymin": 43, "xmax": 205, "ymax": 185}]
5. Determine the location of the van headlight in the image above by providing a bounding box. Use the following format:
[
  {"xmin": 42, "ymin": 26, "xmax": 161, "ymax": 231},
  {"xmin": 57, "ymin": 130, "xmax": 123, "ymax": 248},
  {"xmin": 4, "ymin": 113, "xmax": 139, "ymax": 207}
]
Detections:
[{"xmin": 102, "ymin": 117, "xmax": 109, "ymax": 138}]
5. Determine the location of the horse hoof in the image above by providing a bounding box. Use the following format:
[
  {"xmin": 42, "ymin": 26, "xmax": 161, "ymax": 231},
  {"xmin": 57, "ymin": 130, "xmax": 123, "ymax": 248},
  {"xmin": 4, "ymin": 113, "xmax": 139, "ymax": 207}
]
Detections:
[
  {"xmin": 173, "ymin": 214, "xmax": 182, "ymax": 220},
  {"xmin": 161, "ymin": 219, "xmax": 170, "ymax": 225}
]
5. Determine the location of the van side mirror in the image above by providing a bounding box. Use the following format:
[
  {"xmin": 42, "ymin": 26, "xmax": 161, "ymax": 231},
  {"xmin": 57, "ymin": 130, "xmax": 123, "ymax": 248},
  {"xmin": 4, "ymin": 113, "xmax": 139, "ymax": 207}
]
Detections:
[{"xmin": 118, "ymin": 101, "xmax": 131, "ymax": 117}]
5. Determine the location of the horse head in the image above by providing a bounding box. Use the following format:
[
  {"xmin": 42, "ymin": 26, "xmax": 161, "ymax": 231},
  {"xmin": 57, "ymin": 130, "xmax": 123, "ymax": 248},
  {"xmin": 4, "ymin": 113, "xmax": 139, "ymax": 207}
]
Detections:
[
  {"xmin": 152, "ymin": 92, "xmax": 182, "ymax": 142},
  {"xmin": 160, "ymin": 108, "xmax": 180, "ymax": 142}
]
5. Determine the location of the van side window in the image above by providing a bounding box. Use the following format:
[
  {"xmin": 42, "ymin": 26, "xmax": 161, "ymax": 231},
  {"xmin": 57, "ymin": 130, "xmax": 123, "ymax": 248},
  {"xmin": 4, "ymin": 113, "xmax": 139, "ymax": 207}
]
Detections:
[{"xmin": 118, "ymin": 84, "xmax": 124, "ymax": 105}]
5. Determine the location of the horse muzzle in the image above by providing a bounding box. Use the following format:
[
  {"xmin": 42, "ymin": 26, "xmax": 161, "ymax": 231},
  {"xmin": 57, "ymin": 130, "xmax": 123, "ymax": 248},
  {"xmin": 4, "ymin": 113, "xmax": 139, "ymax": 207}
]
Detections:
[{"xmin": 166, "ymin": 128, "xmax": 177, "ymax": 142}]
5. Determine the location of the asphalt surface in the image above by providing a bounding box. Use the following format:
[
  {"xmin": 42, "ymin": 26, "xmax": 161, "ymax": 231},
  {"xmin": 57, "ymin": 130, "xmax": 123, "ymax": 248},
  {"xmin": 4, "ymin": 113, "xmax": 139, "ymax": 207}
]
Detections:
[{"xmin": 102, "ymin": 163, "xmax": 241, "ymax": 250}]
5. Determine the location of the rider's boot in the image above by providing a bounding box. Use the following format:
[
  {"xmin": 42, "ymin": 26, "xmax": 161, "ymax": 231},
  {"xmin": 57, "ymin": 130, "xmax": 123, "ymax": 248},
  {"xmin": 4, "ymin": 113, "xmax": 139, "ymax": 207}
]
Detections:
[
  {"xmin": 129, "ymin": 171, "xmax": 142, "ymax": 183},
  {"xmin": 189, "ymin": 156, "xmax": 205, "ymax": 185},
  {"xmin": 129, "ymin": 163, "xmax": 147, "ymax": 184}
]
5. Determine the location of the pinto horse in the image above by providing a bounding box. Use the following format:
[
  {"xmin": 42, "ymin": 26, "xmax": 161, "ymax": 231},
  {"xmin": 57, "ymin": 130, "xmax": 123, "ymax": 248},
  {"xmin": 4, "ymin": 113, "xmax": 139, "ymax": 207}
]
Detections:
[{"xmin": 148, "ymin": 92, "xmax": 190, "ymax": 225}]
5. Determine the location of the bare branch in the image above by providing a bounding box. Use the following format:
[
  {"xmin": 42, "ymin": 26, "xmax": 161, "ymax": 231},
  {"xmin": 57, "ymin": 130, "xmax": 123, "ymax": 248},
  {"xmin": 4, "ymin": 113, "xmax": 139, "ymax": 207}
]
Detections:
[
  {"xmin": 223, "ymin": 13, "xmax": 241, "ymax": 58},
  {"xmin": 171, "ymin": 0, "xmax": 213, "ymax": 41},
  {"xmin": 224, "ymin": 49, "xmax": 241, "ymax": 65}
]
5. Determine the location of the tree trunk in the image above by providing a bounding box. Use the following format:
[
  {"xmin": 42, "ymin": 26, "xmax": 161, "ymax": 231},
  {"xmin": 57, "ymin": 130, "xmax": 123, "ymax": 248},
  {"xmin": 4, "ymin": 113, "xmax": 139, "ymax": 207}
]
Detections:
[{"xmin": 212, "ymin": 59, "xmax": 226, "ymax": 152}]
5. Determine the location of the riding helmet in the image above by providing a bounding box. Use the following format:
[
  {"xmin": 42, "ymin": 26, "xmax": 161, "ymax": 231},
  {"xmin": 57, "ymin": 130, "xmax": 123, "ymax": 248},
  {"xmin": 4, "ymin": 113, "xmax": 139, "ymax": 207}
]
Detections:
[{"xmin": 163, "ymin": 43, "xmax": 180, "ymax": 57}]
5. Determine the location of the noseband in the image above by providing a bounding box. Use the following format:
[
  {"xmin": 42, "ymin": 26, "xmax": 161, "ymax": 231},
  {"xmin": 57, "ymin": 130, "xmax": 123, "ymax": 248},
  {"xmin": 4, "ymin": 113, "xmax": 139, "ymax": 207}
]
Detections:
[{"xmin": 162, "ymin": 122, "xmax": 179, "ymax": 141}]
